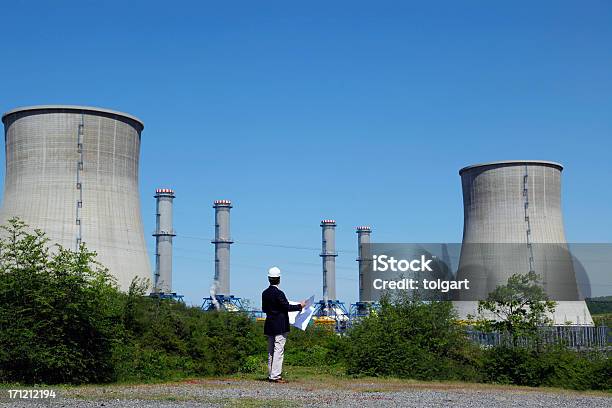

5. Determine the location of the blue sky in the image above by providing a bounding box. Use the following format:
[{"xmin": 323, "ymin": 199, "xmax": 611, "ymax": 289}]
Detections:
[{"xmin": 1, "ymin": 1, "xmax": 611, "ymax": 305}]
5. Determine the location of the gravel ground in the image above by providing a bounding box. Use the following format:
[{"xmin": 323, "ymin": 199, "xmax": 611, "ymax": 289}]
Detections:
[{"xmin": 1, "ymin": 379, "xmax": 610, "ymax": 408}]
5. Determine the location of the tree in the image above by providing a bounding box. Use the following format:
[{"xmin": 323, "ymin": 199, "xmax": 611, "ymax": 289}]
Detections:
[
  {"xmin": 473, "ymin": 271, "xmax": 556, "ymax": 346},
  {"xmin": 0, "ymin": 218, "xmax": 122, "ymax": 384},
  {"xmin": 0, "ymin": 218, "xmax": 262, "ymax": 384}
]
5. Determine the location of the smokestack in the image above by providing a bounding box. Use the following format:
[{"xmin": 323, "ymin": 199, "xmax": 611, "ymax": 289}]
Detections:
[
  {"xmin": 213, "ymin": 200, "xmax": 233, "ymax": 296},
  {"xmin": 153, "ymin": 188, "xmax": 175, "ymax": 293},
  {"xmin": 320, "ymin": 219, "xmax": 338, "ymax": 301},
  {"xmin": 356, "ymin": 226, "xmax": 372, "ymax": 303}
]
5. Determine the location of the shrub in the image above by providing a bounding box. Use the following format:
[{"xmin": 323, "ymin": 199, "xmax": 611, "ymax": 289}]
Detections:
[
  {"xmin": 240, "ymin": 354, "xmax": 266, "ymax": 374},
  {"xmin": 482, "ymin": 346, "xmax": 542, "ymax": 386},
  {"xmin": 112, "ymin": 341, "xmax": 194, "ymax": 382},
  {"xmin": 483, "ymin": 345, "xmax": 611, "ymax": 390},
  {"xmin": 285, "ymin": 325, "xmax": 346, "ymax": 367},
  {"xmin": 0, "ymin": 219, "xmax": 261, "ymax": 384},
  {"xmin": 588, "ymin": 353, "xmax": 612, "ymax": 390},
  {"xmin": 0, "ymin": 219, "xmax": 122, "ymax": 384},
  {"xmin": 115, "ymin": 284, "xmax": 260, "ymax": 380},
  {"xmin": 344, "ymin": 294, "xmax": 481, "ymax": 381}
]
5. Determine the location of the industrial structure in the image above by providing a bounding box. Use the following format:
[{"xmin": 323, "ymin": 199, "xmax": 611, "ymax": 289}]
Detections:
[
  {"xmin": 314, "ymin": 219, "xmax": 348, "ymax": 324},
  {"xmin": 202, "ymin": 199, "xmax": 243, "ymax": 310},
  {"xmin": 152, "ymin": 188, "xmax": 176, "ymax": 294},
  {"xmin": 454, "ymin": 160, "xmax": 593, "ymax": 325},
  {"xmin": 0, "ymin": 105, "xmax": 151, "ymax": 290},
  {"xmin": 353, "ymin": 226, "xmax": 373, "ymax": 315},
  {"xmin": 320, "ymin": 219, "xmax": 337, "ymax": 302}
]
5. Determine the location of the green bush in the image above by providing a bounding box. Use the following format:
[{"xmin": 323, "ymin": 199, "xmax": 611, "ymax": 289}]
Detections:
[
  {"xmin": 588, "ymin": 353, "xmax": 612, "ymax": 390},
  {"xmin": 285, "ymin": 325, "xmax": 346, "ymax": 367},
  {"xmin": 0, "ymin": 219, "xmax": 260, "ymax": 384},
  {"xmin": 483, "ymin": 345, "xmax": 611, "ymax": 391},
  {"xmin": 285, "ymin": 344, "xmax": 329, "ymax": 366},
  {"xmin": 0, "ymin": 219, "xmax": 122, "ymax": 384},
  {"xmin": 482, "ymin": 346, "xmax": 542, "ymax": 386},
  {"xmin": 112, "ymin": 283, "xmax": 260, "ymax": 381},
  {"xmin": 239, "ymin": 354, "xmax": 266, "ymax": 374},
  {"xmin": 344, "ymin": 294, "xmax": 481, "ymax": 381},
  {"xmin": 112, "ymin": 341, "xmax": 194, "ymax": 382}
]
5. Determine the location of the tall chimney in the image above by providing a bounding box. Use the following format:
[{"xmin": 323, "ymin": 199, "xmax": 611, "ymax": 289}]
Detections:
[
  {"xmin": 356, "ymin": 226, "xmax": 372, "ymax": 303},
  {"xmin": 320, "ymin": 219, "xmax": 338, "ymax": 301},
  {"xmin": 153, "ymin": 188, "xmax": 175, "ymax": 293},
  {"xmin": 213, "ymin": 200, "xmax": 233, "ymax": 296}
]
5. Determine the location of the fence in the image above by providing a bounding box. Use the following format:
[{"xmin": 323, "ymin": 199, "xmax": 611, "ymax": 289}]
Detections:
[{"xmin": 466, "ymin": 325, "xmax": 610, "ymax": 349}]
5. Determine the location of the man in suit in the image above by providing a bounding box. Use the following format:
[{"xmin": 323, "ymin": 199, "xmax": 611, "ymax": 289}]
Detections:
[{"xmin": 262, "ymin": 266, "xmax": 305, "ymax": 383}]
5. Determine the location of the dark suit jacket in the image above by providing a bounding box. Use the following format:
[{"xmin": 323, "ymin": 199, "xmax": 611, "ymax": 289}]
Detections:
[{"xmin": 262, "ymin": 285, "xmax": 302, "ymax": 336}]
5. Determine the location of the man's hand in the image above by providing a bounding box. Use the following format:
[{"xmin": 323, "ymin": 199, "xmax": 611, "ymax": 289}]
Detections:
[{"xmin": 300, "ymin": 300, "xmax": 306, "ymax": 308}]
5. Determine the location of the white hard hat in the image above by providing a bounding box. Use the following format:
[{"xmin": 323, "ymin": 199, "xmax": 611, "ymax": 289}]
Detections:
[{"xmin": 268, "ymin": 266, "xmax": 281, "ymax": 278}]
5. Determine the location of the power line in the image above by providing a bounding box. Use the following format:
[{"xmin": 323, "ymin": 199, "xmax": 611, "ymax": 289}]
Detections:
[{"xmin": 177, "ymin": 233, "xmax": 357, "ymax": 253}]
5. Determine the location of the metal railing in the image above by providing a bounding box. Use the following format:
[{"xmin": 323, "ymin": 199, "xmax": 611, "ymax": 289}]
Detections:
[{"xmin": 466, "ymin": 325, "xmax": 610, "ymax": 349}]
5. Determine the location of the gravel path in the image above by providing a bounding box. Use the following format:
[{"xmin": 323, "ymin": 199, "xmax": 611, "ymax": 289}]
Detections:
[{"xmin": 2, "ymin": 379, "xmax": 610, "ymax": 407}]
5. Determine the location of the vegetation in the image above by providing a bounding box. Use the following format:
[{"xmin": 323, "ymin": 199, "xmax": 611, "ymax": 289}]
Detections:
[
  {"xmin": 344, "ymin": 294, "xmax": 481, "ymax": 381},
  {"xmin": 0, "ymin": 219, "xmax": 258, "ymax": 384},
  {"xmin": 467, "ymin": 272, "xmax": 610, "ymax": 390},
  {"xmin": 471, "ymin": 272, "xmax": 556, "ymax": 346},
  {"xmin": 0, "ymin": 219, "xmax": 120, "ymax": 384},
  {"xmin": 592, "ymin": 313, "xmax": 612, "ymax": 327},
  {"xmin": 0, "ymin": 219, "xmax": 608, "ymax": 391},
  {"xmin": 282, "ymin": 325, "xmax": 345, "ymax": 367},
  {"xmin": 586, "ymin": 296, "xmax": 612, "ymax": 316},
  {"xmin": 342, "ymin": 276, "xmax": 610, "ymax": 391},
  {"xmin": 113, "ymin": 281, "xmax": 258, "ymax": 382},
  {"xmin": 481, "ymin": 345, "xmax": 610, "ymax": 390},
  {"xmin": 586, "ymin": 296, "xmax": 612, "ymax": 327}
]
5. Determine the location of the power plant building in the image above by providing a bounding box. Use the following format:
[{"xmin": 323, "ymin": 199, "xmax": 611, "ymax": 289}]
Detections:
[
  {"xmin": 455, "ymin": 160, "xmax": 593, "ymax": 325},
  {"xmin": 0, "ymin": 105, "xmax": 151, "ymax": 290}
]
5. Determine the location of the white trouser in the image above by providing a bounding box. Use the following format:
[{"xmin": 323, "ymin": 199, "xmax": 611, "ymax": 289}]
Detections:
[{"xmin": 267, "ymin": 332, "xmax": 288, "ymax": 380}]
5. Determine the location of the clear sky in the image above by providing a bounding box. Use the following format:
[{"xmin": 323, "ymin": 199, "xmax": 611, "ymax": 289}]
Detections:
[{"xmin": 1, "ymin": 1, "xmax": 611, "ymax": 305}]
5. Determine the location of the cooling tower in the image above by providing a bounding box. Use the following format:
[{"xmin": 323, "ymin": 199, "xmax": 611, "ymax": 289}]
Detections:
[
  {"xmin": 455, "ymin": 160, "xmax": 593, "ymax": 325},
  {"xmin": 0, "ymin": 105, "xmax": 151, "ymax": 291}
]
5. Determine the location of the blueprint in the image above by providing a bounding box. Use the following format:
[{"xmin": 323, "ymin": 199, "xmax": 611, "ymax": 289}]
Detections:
[{"xmin": 288, "ymin": 295, "xmax": 315, "ymax": 331}]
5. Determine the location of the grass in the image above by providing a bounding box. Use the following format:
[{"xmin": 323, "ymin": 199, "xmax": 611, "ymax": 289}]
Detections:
[
  {"xmin": 228, "ymin": 366, "xmax": 612, "ymax": 397},
  {"xmin": 1, "ymin": 366, "xmax": 609, "ymax": 403}
]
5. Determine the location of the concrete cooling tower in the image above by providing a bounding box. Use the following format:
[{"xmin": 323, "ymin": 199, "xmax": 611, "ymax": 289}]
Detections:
[
  {"xmin": 0, "ymin": 105, "xmax": 151, "ymax": 291},
  {"xmin": 454, "ymin": 160, "xmax": 593, "ymax": 325}
]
